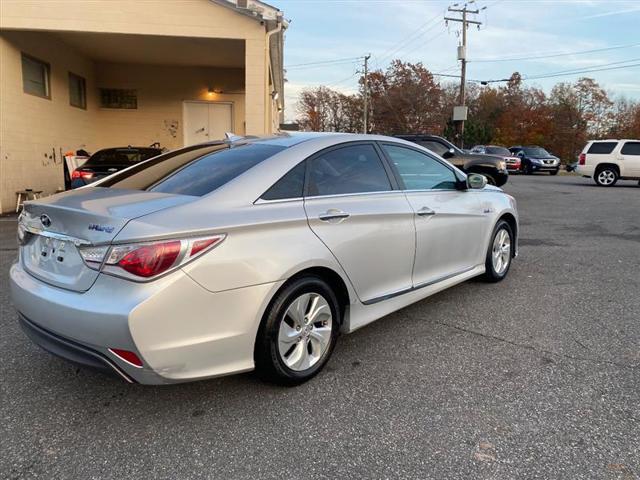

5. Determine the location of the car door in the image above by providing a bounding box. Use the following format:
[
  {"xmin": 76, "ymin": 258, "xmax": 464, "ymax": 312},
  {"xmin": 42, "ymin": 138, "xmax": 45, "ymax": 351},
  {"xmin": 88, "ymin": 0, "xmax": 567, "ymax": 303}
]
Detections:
[
  {"xmin": 303, "ymin": 142, "xmax": 416, "ymax": 303},
  {"xmin": 619, "ymin": 141, "xmax": 640, "ymax": 176},
  {"xmin": 380, "ymin": 143, "xmax": 490, "ymax": 287}
]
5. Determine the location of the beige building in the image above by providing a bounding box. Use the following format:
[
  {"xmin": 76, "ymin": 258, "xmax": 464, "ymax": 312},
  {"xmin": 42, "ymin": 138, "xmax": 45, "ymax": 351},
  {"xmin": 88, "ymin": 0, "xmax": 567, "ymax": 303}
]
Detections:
[{"xmin": 0, "ymin": 0, "xmax": 286, "ymax": 213}]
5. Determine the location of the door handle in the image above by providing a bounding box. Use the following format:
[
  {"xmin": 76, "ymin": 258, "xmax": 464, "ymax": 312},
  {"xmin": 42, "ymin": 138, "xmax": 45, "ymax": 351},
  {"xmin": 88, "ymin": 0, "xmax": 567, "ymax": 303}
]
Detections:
[
  {"xmin": 318, "ymin": 209, "xmax": 350, "ymax": 222},
  {"xmin": 417, "ymin": 206, "xmax": 436, "ymax": 216}
]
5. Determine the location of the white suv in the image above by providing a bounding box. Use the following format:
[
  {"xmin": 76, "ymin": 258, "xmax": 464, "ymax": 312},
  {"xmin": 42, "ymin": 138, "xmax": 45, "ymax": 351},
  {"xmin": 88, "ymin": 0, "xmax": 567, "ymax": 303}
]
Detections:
[{"xmin": 576, "ymin": 139, "xmax": 640, "ymax": 186}]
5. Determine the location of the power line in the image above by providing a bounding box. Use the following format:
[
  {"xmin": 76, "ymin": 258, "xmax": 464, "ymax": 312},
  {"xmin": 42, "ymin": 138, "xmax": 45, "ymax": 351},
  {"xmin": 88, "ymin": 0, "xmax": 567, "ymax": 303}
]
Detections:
[
  {"xmin": 480, "ymin": 58, "xmax": 640, "ymax": 83},
  {"xmin": 470, "ymin": 42, "xmax": 640, "ymax": 63},
  {"xmin": 286, "ymin": 56, "xmax": 363, "ymax": 69},
  {"xmin": 373, "ymin": 13, "xmax": 445, "ymax": 68}
]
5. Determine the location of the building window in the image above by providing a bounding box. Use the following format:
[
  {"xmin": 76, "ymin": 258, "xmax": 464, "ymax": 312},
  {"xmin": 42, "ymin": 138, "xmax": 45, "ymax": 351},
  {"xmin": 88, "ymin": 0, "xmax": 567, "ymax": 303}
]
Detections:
[
  {"xmin": 21, "ymin": 53, "xmax": 50, "ymax": 99},
  {"xmin": 100, "ymin": 88, "xmax": 137, "ymax": 109},
  {"xmin": 69, "ymin": 72, "xmax": 87, "ymax": 109}
]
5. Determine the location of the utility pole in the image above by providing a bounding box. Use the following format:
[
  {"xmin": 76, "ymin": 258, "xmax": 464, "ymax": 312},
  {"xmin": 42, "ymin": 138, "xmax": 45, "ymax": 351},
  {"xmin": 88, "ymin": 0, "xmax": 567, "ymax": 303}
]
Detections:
[
  {"xmin": 445, "ymin": 4, "xmax": 482, "ymax": 147},
  {"xmin": 363, "ymin": 54, "xmax": 371, "ymax": 134}
]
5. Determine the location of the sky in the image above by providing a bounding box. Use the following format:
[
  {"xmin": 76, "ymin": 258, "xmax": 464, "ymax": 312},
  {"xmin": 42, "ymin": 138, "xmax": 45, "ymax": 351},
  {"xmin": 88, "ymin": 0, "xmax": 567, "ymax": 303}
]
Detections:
[{"xmin": 276, "ymin": 0, "xmax": 640, "ymax": 122}]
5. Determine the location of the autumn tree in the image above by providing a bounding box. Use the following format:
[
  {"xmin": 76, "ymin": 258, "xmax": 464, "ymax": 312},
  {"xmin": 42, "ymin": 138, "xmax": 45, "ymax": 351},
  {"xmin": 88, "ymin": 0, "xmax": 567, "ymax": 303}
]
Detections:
[
  {"xmin": 367, "ymin": 60, "xmax": 445, "ymax": 135},
  {"xmin": 296, "ymin": 86, "xmax": 363, "ymax": 133}
]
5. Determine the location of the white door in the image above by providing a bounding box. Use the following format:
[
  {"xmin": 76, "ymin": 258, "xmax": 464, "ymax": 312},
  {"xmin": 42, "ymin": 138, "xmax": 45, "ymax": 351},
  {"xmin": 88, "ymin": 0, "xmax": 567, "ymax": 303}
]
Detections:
[{"xmin": 183, "ymin": 102, "xmax": 233, "ymax": 146}]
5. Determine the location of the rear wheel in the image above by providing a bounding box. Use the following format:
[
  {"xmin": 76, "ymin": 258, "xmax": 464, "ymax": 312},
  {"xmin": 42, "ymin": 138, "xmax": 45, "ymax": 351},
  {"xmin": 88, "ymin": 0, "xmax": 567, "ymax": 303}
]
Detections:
[
  {"xmin": 594, "ymin": 167, "xmax": 618, "ymax": 187},
  {"xmin": 482, "ymin": 220, "xmax": 513, "ymax": 282},
  {"xmin": 255, "ymin": 275, "xmax": 339, "ymax": 385}
]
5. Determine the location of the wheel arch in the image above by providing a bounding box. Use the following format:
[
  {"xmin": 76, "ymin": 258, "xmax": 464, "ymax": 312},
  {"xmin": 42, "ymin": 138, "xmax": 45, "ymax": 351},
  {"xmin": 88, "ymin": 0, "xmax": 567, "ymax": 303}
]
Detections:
[
  {"xmin": 497, "ymin": 212, "xmax": 518, "ymax": 258},
  {"xmin": 595, "ymin": 162, "xmax": 620, "ymax": 175}
]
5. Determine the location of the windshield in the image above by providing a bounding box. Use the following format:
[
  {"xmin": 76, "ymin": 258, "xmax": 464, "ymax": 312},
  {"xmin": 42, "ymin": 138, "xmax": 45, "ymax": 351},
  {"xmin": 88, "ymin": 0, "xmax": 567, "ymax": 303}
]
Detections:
[
  {"xmin": 485, "ymin": 146, "xmax": 510, "ymax": 156},
  {"xmin": 523, "ymin": 147, "xmax": 551, "ymax": 157}
]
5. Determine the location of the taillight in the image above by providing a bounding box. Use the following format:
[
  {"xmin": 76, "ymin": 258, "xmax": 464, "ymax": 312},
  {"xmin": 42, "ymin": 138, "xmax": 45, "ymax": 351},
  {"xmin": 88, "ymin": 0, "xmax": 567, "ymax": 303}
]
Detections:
[
  {"xmin": 79, "ymin": 234, "xmax": 225, "ymax": 280},
  {"xmin": 117, "ymin": 240, "xmax": 182, "ymax": 277},
  {"xmin": 72, "ymin": 169, "xmax": 94, "ymax": 180},
  {"xmin": 578, "ymin": 153, "xmax": 586, "ymax": 165}
]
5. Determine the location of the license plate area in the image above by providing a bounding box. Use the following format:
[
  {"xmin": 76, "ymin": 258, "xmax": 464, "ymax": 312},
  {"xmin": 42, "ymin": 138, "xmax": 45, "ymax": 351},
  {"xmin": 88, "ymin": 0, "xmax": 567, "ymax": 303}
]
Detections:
[{"xmin": 21, "ymin": 233, "xmax": 100, "ymax": 291}]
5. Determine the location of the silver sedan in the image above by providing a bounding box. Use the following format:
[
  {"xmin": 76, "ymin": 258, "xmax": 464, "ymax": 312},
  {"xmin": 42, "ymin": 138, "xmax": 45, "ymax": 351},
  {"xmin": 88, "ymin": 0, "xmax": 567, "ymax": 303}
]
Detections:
[{"xmin": 10, "ymin": 133, "xmax": 518, "ymax": 385}]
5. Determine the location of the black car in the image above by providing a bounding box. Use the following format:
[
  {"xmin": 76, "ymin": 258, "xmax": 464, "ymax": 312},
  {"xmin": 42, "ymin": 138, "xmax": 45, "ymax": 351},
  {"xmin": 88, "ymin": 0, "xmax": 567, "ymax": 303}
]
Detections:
[
  {"xmin": 70, "ymin": 146, "xmax": 163, "ymax": 189},
  {"xmin": 396, "ymin": 135, "xmax": 509, "ymax": 186},
  {"xmin": 509, "ymin": 146, "xmax": 560, "ymax": 175}
]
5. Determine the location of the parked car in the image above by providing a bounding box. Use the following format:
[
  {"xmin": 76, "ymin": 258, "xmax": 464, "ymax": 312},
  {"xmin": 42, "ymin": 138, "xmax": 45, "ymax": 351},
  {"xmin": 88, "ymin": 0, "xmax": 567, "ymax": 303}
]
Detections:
[
  {"xmin": 575, "ymin": 139, "xmax": 640, "ymax": 186},
  {"xmin": 11, "ymin": 133, "xmax": 518, "ymax": 385},
  {"xmin": 509, "ymin": 146, "xmax": 560, "ymax": 175},
  {"xmin": 396, "ymin": 135, "xmax": 509, "ymax": 186},
  {"xmin": 70, "ymin": 146, "xmax": 163, "ymax": 189},
  {"xmin": 470, "ymin": 145, "xmax": 521, "ymax": 173}
]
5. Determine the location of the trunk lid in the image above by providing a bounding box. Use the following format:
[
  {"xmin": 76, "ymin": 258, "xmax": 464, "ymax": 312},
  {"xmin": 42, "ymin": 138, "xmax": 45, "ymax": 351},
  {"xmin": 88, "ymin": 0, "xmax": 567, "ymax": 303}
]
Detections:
[{"xmin": 19, "ymin": 187, "xmax": 195, "ymax": 292}]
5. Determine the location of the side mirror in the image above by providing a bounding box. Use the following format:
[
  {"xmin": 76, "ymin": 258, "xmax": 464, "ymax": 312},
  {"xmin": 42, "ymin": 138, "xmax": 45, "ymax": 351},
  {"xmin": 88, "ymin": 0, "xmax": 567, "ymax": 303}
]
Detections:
[
  {"xmin": 443, "ymin": 148, "xmax": 455, "ymax": 159},
  {"xmin": 467, "ymin": 173, "xmax": 487, "ymax": 190}
]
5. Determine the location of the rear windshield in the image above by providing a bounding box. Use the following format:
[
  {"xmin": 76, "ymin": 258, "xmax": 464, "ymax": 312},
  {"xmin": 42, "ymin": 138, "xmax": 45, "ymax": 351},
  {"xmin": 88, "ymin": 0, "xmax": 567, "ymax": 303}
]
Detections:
[
  {"xmin": 523, "ymin": 147, "xmax": 550, "ymax": 157},
  {"xmin": 587, "ymin": 142, "xmax": 617, "ymax": 154},
  {"xmin": 485, "ymin": 146, "xmax": 510, "ymax": 156},
  {"xmin": 84, "ymin": 148, "xmax": 160, "ymax": 166},
  {"xmin": 100, "ymin": 143, "xmax": 285, "ymax": 196}
]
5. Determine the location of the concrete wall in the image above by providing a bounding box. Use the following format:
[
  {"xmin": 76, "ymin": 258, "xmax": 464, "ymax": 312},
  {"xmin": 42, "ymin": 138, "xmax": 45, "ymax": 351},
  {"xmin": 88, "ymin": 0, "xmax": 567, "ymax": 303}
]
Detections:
[
  {"xmin": 94, "ymin": 64, "xmax": 246, "ymax": 150},
  {"xmin": 0, "ymin": 30, "xmax": 99, "ymax": 212}
]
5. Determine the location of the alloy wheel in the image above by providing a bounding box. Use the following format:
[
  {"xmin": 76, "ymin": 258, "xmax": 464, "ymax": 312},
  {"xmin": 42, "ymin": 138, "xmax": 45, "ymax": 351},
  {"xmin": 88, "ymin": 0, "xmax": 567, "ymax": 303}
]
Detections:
[
  {"xmin": 277, "ymin": 293, "xmax": 333, "ymax": 371},
  {"xmin": 492, "ymin": 228, "xmax": 511, "ymax": 275},
  {"xmin": 597, "ymin": 169, "xmax": 616, "ymax": 186}
]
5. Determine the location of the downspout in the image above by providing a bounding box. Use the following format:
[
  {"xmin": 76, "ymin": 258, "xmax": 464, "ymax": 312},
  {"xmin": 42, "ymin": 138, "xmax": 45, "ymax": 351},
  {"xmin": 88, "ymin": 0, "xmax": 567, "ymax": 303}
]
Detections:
[{"xmin": 265, "ymin": 20, "xmax": 283, "ymax": 134}]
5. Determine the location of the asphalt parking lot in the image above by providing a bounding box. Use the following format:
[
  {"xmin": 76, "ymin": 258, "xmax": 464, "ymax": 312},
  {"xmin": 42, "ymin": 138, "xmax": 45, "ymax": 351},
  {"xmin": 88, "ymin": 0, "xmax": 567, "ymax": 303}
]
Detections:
[{"xmin": 1, "ymin": 174, "xmax": 638, "ymax": 480}]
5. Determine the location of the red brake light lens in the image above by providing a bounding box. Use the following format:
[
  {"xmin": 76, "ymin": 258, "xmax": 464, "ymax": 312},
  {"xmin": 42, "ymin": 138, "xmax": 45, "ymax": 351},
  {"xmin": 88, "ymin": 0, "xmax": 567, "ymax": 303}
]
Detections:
[
  {"xmin": 117, "ymin": 240, "xmax": 182, "ymax": 278},
  {"xmin": 109, "ymin": 348, "xmax": 143, "ymax": 367},
  {"xmin": 72, "ymin": 169, "xmax": 94, "ymax": 180},
  {"xmin": 578, "ymin": 153, "xmax": 586, "ymax": 165}
]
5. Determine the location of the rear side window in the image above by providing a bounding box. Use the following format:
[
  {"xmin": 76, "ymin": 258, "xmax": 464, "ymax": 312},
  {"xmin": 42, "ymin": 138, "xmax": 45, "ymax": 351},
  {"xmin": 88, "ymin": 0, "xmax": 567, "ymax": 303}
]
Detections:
[
  {"xmin": 103, "ymin": 144, "xmax": 285, "ymax": 196},
  {"xmin": 307, "ymin": 144, "xmax": 391, "ymax": 197},
  {"xmin": 621, "ymin": 141, "xmax": 640, "ymax": 155},
  {"xmin": 587, "ymin": 142, "xmax": 617, "ymax": 154},
  {"xmin": 261, "ymin": 162, "xmax": 306, "ymax": 200}
]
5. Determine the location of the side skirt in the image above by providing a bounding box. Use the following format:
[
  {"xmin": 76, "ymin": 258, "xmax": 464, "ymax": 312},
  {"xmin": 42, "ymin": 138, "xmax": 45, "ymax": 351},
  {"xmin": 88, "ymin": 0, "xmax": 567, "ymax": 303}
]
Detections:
[{"xmin": 342, "ymin": 264, "xmax": 485, "ymax": 333}]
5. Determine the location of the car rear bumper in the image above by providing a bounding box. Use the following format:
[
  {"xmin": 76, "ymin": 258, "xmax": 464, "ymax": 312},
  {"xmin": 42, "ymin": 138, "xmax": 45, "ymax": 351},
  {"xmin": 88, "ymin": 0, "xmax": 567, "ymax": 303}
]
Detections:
[
  {"xmin": 575, "ymin": 165, "xmax": 594, "ymax": 177},
  {"xmin": 18, "ymin": 315, "xmax": 135, "ymax": 382},
  {"xmin": 10, "ymin": 260, "xmax": 282, "ymax": 384}
]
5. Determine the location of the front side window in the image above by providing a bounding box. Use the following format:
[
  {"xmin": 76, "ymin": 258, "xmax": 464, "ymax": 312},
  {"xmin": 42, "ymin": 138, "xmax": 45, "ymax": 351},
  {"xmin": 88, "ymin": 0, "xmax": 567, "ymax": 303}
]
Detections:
[
  {"xmin": 69, "ymin": 72, "xmax": 87, "ymax": 109},
  {"xmin": 418, "ymin": 141, "xmax": 449, "ymax": 156},
  {"xmin": 101, "ymin": 143, "xmax": 285, "ymax": 196},
  {"xmin": 22, "ymin": 53, "xmax": 50, "ymax": 98},
  {"xmin": 621, "ymin": 141, "xmax": 640, "ymax": 155},
  {"xmin": 383, "ymin": 144, "xmax": 457, "ymax": 190},
  {"xmin": 307, "ymin": 144, "xmax": 391, "ymax": 197}
]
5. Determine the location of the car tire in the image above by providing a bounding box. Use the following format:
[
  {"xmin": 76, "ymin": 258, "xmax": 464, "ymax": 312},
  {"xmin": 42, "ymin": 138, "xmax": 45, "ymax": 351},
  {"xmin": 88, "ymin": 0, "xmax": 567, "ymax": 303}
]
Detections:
[
  {"xmin": 550, "ymin": 169, "xmax": 559, "ymax": 176},
  {"xmin": 594, "ymin": 166, "xmax": 618, "ymax": 187},
  {"xmin": 523, "ymin": 162, "xmax": 533, "ymax": 175},
  {"xmin": 482, "ymin": 220, "xmax": 513, "ymax": 283},
  {"xmin": 254, "ymin": 275, "xmax": 340, "ymax": 385}
]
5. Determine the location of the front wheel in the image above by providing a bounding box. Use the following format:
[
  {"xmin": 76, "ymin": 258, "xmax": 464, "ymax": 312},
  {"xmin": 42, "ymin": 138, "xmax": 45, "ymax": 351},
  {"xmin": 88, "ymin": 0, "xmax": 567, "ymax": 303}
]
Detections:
[
  {"xmin": 254, "ymin": 275, "xmax": 340, "ymax": 385},
  {"xmin": 550, "ymin": 169, "xmax": 559, "ymax": 176},
  {"xmin": 482, "ymin": 220, "xmax": 514, "ymax": 282}
]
